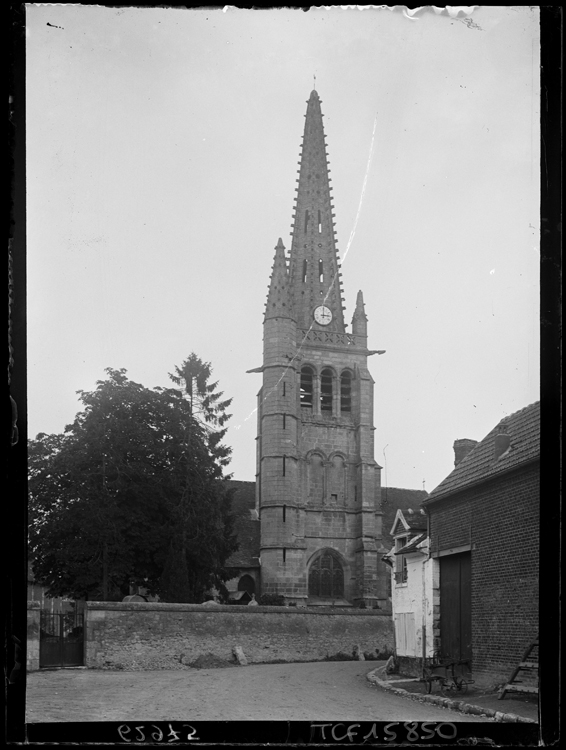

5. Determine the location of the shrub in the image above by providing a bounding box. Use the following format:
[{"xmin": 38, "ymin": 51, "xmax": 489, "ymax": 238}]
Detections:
[{"xmin": 259, "ymin": 593, "xmax": 285, "ymax": 606}]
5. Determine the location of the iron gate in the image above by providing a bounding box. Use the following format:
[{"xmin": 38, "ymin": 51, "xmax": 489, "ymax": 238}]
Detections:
[{"xmin": 40, "ymin": 610, "xmax": 84, "ymax": 668}]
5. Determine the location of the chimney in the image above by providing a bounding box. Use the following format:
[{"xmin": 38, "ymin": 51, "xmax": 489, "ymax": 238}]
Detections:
[
  {"xmin": 494, "ymin": 421, "xmax": 511, "ymax": 460},
  {"xmin": 453, "ymin": 438, "xmax": 478, "ymax": 466}
]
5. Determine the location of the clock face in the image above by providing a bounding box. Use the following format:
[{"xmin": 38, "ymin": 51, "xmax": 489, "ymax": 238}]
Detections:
[{"xmin": 314, "ymin": 305, "xmax": 333, "ymax": 326}]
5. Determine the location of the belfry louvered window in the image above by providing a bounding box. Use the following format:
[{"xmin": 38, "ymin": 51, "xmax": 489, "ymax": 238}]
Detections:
[
  {"xmin": 308, "ymin": 552, "xmax": 344, "ymax": 598},
  {"xmin": 340, "ymin": 371, "xmax": 352, "ymax": 413},
  {"xmin": 320, "ymin": 368, "xmax": 333, "ymax": 412},
  {"xmin": 300, "ymin": 367, "xmax": 314, "ymax": 408}
]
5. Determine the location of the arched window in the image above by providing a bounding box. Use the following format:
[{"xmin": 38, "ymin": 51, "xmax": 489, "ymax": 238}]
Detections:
[
  {"xmin": 320, "ymin": 368, "xmax": 333, "ymax": 412},
  {"xmin": 340, "ymin": 371, "xmax": 352, "ymax": 413},
  {"xmin": 300, "ymin": 367, "xmax": 314, "ymax": 408},
  {"xmin": 308, "ymin": 551, "xmax": 344, "ymax": 598}
]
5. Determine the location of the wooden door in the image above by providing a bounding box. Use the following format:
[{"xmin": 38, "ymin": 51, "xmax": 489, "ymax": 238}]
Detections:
[{"xmin": 439, "ymin": 552, "xmax": 471, "ymax": 662}]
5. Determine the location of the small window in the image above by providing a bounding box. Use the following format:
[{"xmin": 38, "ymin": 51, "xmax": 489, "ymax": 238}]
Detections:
[
  {"xmin": 300, "ymin": 367, "xmax": 314, "ymax": 408},
  {"xmin": 395, "ymin": 536, "xmax": 408, "ymax": 584},
  {"xmin": 302, "ymin": 259, "xmax": 308, "ymax": 283},
  {"xmin": 282, "ymin": 382, "xmax": 286, "ymax": 397},
  {"xmin": 340, "ymin": 371, "xmax": 352, "ymax": 413},
  {"xmin": 283, "ymin": 414, "xmax": 286, "ymax": 429},
  {"xmin": 282, "ymin": 456, "xmax": 286, "ymax": 476},
  {"xmin": 283, "ymin": 505, "xmax": 286, "ymax": 522},
  {"xmin": 318, "ymin": 210, "xmax": 322, "ymax": 233},
  {"xmin": 304, "ymin": 210, "xmax": 310, "ymax": 233},
  {"xmin": 320, "ymin": 368, "xmax": 333, "ymax": 412},
  {"xmin": 318, "ymin": 259, "xmax": 323, "ymax": 283}
]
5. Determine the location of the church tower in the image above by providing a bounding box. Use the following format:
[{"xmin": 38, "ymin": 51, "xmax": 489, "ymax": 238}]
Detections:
[{"xmin": 255, "ymin": 90, "xmax": 385, "ymax": 607}]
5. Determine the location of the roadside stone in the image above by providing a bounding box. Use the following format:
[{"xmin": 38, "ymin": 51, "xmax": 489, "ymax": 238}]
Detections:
[
  {"xmin": 233, "ymin": 646, "xmax": 248, "ymax": 666},
  {"xmin": 385, "ymin": 655, "xmax": 397, "ymax": 674},
  {"xmin": 428, "ymin": 696, "xmax": 443, "ymax": 705},
  {"xmin": 463, "ymin": 703, "xmax": 484, "ymax": 716},
  {"xmin": 353, "ymin": 645, "xmax": 365, "ymax": 661}
]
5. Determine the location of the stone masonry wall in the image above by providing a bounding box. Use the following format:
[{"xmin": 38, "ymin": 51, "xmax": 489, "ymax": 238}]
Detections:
[{"xmin": 85, "ymin": 602, "xmax": 394, "ymax": 671}]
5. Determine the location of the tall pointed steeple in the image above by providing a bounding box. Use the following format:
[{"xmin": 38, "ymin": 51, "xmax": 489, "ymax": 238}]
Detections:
[
  {"xmin": 255, "ymin": 89, "xmax": 386, "ymax": 610},
  {"xmin": 288, "ymin": 90, "xmax": 346, "ymax": 332}
]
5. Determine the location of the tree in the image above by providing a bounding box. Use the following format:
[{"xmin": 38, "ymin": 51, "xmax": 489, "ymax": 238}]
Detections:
[
  {"xmin": 28, "ymin": 359, "xmax": 238, "ymax": 602},
  {"xmin": 158, "ymin": 354, "xmax": 234, "ymax": 602},
  {"xmin": 168, "ymin": 352, "xmax": 232, "ymax": 470}
]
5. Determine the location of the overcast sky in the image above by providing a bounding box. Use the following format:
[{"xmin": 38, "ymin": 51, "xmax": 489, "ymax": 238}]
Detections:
[{"xmin": 26, "ymin": 5, "xmax": 540, "ymax": 493}]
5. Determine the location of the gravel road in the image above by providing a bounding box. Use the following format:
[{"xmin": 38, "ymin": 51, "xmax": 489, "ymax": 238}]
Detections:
[{"xmin": 26, "ymin": 662, "xmax": 489, "ymax": 723}]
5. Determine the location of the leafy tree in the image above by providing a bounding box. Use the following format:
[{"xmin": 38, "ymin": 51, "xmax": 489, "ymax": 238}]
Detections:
[{"xmin": 29, "ymin": 358, "xmax": 238, "ymax": 603}]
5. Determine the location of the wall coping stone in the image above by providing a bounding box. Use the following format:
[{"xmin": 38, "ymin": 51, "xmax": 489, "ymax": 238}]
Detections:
[{"xmin": 85, "ymin": 601, "xmax": 390, "ymax": 616}]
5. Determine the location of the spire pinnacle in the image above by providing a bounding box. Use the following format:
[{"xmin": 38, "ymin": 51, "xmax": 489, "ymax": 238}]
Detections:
[
  {"xmin": 288, "ymin": 90, "xmax": 346, "ymax": 332},
  {"xmin": 352, "ymin": 290, "xmax": 368, "ymax": 336},
  {"xmin": 265, "ymin": 239, "xmax": 292, "ymax": 321}
]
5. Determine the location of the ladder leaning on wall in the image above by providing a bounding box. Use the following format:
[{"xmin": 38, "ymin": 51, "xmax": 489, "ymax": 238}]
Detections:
[{"xmin": 498, "ymin": 636, "xmax": 539, "ymax": 700}]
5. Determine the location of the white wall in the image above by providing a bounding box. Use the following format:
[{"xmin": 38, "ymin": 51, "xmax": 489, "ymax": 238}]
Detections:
[{"xmin": 390, "ymin": 549, "xmax": 435, "ymax": 659}]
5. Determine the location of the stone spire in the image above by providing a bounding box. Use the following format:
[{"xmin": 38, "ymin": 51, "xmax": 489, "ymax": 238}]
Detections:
[
  {"xmin": 288, "ymin": 90, "xmax": 346, "ymax": 332},
  {"xmin": 351, "ymin": 290, "xmax": 368, "ymax": 337},
  {"xmin": 265, "ymin": 238, "xmax": 292, "ymax": 321}
]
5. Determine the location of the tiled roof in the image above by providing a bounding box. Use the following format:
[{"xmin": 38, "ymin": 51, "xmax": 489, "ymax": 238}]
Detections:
[
  {"xmin": 380, "ymin": 487, "xmax": 429, "ymax": 551},
  {"xmin": 424, "ymin": 401, "xmax": 540, "ymax": 504},
  {"xmin": 225, "ymin": 480, "xmax": 260, "ymax": 568},
  {"xmin": 392, "ymin": 510, "xmax": 428, "ymax": 535},
  {"xmin": 394, "ymin": 532, "xmax": 427, "ymax": 555}
]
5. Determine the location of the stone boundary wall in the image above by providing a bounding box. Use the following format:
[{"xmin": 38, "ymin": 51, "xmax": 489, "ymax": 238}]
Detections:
[{"xmin": 85, "ymin": 602, "xmax": 394, "ymax": 670}]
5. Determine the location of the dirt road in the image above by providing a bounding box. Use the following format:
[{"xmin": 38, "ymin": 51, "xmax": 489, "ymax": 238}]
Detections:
[{"xmin": 26, "ymin": 661, "xmax": 490, "ymax": 723}]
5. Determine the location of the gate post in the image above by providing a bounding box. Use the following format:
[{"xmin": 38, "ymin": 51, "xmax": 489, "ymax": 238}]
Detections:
[{"xmin": 27, "ymin": 601, "xmax": 41, "ymax": 672}]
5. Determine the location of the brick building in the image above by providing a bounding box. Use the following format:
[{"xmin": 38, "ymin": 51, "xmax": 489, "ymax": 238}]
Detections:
[
  {"xmin": 246, "ymin": 89, "xmax": 389, "ymax": 607},
  {"xmin": 422, "ymin": 401, "xmax": 540, "ymax": 687}
]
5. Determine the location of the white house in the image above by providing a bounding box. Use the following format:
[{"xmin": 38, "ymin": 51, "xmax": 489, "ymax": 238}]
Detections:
[{"xmin": 383, "ymin": 508, "xmax": 436, "ymax": 676}]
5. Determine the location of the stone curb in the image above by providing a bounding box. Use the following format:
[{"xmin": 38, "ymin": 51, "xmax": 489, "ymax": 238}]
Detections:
[{"xmin": 366, "ymin": 667, "xmax": 537, "ymax": 724}]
